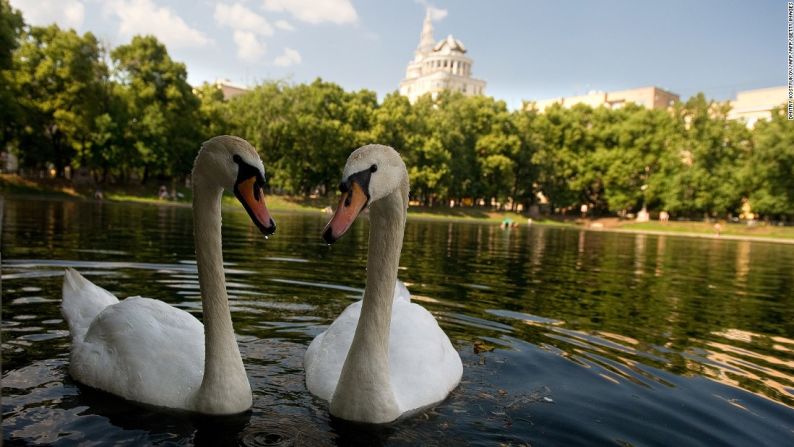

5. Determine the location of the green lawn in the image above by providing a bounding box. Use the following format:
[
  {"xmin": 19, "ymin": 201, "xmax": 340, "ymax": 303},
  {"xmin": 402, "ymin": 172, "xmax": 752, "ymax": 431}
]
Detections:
[{"xmin": 619, "ymin": 220, "xmax": 794, "ymax": 240}]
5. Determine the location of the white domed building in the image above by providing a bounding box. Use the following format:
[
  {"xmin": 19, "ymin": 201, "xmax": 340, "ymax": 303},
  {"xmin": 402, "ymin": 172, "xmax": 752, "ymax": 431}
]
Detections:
[{"xmin": 399, "ymin": 11, "xmax": 486, "ymax": 103}]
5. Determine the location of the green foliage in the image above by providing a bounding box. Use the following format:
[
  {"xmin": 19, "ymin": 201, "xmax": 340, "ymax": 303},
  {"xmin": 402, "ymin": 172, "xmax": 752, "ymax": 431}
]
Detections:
[
  {"xmin": 744, "ymin": 107, "xmax": 794, "ymax": 217},
  {"xmin": 653, "ymin": 94, "xmax": 750, "ymax": 216},
  {"xmin": 194, "ymin": 82, "xmax": 232, "ymax": 139},
  {"xmin": 227, "ymin": 78, "xmax": 377, "ymax": 194},
  {"xmin": 0, "ymin": 0, "xmax": 22, "ymax": 70},
  {"xmin": 111, "ymin": 35, "xmax": 201, "ymax": 180},
  {"xmin": 0, "ymin": 0, "xmax": 23, "ymax": 144},
  {"xmin": 12, "ymin": 24, "xmax": 107, "ymax": 174}
]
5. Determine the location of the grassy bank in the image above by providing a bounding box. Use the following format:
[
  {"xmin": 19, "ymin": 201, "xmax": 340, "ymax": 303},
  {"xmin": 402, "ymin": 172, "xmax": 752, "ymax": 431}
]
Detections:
[
  {"xmin": 3, "ymin": 174, "xmax": 792, "ymax": 241},
  {"xmin": 0, "ymin": 173, "xmax": 80, "ymax": 198},
  {"xmin": 616, "ymin": 220, "xmax": 794, "ymax": 240},
  {"xmin": 0, "ymin": 174, "xmax": 567, "ymax": 224}
]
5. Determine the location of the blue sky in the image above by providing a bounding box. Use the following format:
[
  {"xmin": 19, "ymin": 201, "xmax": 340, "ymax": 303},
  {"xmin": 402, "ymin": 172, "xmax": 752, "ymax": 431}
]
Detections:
[{"xmin": 11, "ymin": 0, "xmax": 785, "ymax": 108}]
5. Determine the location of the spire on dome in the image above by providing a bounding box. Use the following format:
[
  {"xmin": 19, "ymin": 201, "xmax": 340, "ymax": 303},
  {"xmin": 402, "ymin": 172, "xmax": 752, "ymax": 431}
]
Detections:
[{"xmin": 416, "ymin": 8, "xmax": 435, "ymax": 55}]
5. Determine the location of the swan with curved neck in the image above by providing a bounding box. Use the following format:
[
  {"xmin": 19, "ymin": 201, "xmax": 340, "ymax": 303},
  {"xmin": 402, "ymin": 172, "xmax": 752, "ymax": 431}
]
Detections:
[
  {"xmin": 305, "ymin": 144, "xmax": 462, "ymax": 424},
  {"xmin": 61, "ymin": 135, "xmax": 274, "ymax": 414}
]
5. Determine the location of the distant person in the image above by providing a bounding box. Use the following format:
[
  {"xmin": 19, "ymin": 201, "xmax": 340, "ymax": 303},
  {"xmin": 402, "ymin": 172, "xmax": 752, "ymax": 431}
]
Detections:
[
  {"xmin": 93, "ymin": 189, "xmax": 103, "ymax": 200},
  {"xmin": 580, "ymin": 204, "xmax": 588, "ymax": 219},
  {"xmin": 659, "ymin": 211, "xmax": 669, "ymax": 222},
  {"xmin": 158, "ymin": 185, "xmax": 168, "ymax": 200}
]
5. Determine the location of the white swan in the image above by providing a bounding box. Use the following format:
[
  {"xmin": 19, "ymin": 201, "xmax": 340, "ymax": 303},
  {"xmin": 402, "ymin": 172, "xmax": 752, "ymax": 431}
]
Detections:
[
  {"xmin": 304, "ymin": 144, "xmax": 462, "ymax": 423},
  {"xmin": 61, "ymin": 135, "xmax": 276, "ymax": 415}
]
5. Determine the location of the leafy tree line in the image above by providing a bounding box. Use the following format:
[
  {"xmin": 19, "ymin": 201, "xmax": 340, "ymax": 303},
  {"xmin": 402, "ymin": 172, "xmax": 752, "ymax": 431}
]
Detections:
[
  {"xmin": 1, "ymin": 1, "xmax": 792, "ymax": 219},
  {"xmin": 1, "ymin": 1, "xmax": 202, "ymax": 183}
]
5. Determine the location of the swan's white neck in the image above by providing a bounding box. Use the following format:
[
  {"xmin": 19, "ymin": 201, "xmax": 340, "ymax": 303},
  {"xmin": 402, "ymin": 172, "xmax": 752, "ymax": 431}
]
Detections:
[
  {"xmin": 330, "ymin": 175, "xmax": 408, "ymax": 423},
  {"xmin": 190, "ymin": 166, "xmax": 252, "ymax": 414}
]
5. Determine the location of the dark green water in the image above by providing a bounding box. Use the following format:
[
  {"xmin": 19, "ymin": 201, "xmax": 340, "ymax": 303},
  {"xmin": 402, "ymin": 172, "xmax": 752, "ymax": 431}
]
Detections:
[{"xmin": 2, "ymin": 197, "xmax": 793, "ymax": 446}]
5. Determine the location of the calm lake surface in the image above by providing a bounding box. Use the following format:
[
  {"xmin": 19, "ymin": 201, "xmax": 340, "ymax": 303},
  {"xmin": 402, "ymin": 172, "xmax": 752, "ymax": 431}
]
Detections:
[{"xmin": 2, "ymin": 197, "xmax": 794, "ymax": 446}]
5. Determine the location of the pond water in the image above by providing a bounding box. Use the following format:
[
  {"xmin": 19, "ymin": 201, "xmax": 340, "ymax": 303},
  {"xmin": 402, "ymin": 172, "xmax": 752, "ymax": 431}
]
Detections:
[{"xmin": 2, "ymin": 197, "xmax": 794, "ymax": 446}]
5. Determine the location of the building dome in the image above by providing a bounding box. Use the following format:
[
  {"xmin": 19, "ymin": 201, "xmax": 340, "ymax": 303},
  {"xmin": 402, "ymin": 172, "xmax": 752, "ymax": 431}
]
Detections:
[
  {"xmin": 399, "ymin": 10, "xmax": 486, "ymax": 103},
  {"xmin": 433, "ymin": 35, "xmax": 467, "ymax": 54}
]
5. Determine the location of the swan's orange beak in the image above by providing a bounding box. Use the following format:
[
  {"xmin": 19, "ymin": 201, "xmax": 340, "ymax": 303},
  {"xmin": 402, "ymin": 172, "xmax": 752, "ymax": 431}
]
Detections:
[
  {"xmin": 234, "ymin": 176, "xmax": 276, "ymax": 236},
  {"xmin": 322, "ymin": 181, "xmax": 368, "ymax": 244}
]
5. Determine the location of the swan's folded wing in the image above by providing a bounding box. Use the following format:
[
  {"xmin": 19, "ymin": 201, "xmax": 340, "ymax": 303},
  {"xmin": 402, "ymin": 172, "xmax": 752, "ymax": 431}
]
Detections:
[
  {"xmin": 74, "ymin": 296, "xmax": 205, "ymax": 409},
  {"xmin": 61, "ymin": 268, "xmax": 119, "ymax": 342},
  {"xmin": 388, "ymin": 301, "xmax": 462, "ymax": 413},
  {"xmin": 304, "ymin": 300, "xmax": 362, "ymax": 402}
]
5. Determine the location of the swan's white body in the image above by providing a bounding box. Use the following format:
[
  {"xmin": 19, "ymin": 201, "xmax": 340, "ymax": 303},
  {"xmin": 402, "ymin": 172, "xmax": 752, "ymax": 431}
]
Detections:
[
  {"xmin": 305, "ymin": 280, "xmax": 462, "ymax": 415},
  {"xmin": 305, "ymin": 145, "xmax": 462, "ymax": 423},
  {"xmin": 61, "ymin": 136, "xmax": 272, "ymax": 414},
  {"xmin": 63, "ymin": 271, "xmax": 207, "ymax": 409}
]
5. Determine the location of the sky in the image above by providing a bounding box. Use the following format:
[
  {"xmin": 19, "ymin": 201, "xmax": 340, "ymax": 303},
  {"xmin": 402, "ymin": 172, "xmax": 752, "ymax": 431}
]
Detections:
[{"xmin": 10, "ymin": 0, "xmax": 786, "ymax": 109}]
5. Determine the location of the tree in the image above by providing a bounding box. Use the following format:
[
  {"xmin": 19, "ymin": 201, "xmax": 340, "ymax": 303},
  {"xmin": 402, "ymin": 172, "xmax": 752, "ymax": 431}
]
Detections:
[
  {"xmin": 371, "ymin": 92, "xmax": 451, "ymax": 205},
  {"xmin": 744, "ymin": 107, "xmax": 794, "ymax": 219},
  {"xmin": 531, "ymin": 103, "xmax": 598, "ymax": 212},
  {"xmin": 0, "ymin": 0, "xmax": 23, "ymax": 146},
  {"xmin": 584, "ymin": 105, "xmax": 677, "ymax": 214},
  {"xmin": 111, "ymin": 35, "xmax": 202, "ymax": 181},
  {"xmin": 227, "ymin": 79, "xmax": 377, "ymax": 195},
  {"xmin": 12, "ymin": 25, "xmax": 107, "ymax": 176},
  {"xmin": 195, "ymin": 82, "xmax": 232, "ymax": 140},
  {"xmin": 427, "ymin": 92, "xmax": 511, "ymax": 204},
  {"xmin": 654, "ymin": 94, "xmax": 750, "ymax": 217},
  {"xmin": 0, "ymin": 0, "xmax": 22, "ymax": 69},
  {"xmin": 508, "ymin": 108, "xmax": 542, "ymax": 211}
]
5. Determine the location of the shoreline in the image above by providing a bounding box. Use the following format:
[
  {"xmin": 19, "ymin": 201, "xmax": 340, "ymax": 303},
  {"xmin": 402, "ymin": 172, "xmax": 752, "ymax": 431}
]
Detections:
[
  {"xmin": 584, "ymin": 226, "xmax": 794, "ymax": 245},
  {"xmin": 2, "ymin": 189, "xmax": 793, "ymax": 244}
]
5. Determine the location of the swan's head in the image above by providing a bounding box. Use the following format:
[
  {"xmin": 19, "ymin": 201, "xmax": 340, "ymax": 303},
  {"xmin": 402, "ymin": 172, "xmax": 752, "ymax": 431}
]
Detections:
[
  {"xmin": 322, "ymin": 144, "xmax": 406, "ymax": 244},
  {"xmin": 196, "ymin": 135, "xmax": 275, "ymax": 236}
]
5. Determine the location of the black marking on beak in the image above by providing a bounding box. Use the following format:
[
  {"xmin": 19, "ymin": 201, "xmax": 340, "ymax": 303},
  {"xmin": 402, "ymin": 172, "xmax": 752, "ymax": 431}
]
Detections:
[
  {"xmin": 233, "ymin": 154, "xmax": 265, "ymax": 189},
  {"xmin": 232, "ymin": 154, "xmax": 275, "ymax": 236},
  {"xmin": 338, "ymin": 165, "xmax": 376, "ymax": 204},
  {"xmin": 322, "ymin": 226, "xmax": 336, "ymax": 244}
]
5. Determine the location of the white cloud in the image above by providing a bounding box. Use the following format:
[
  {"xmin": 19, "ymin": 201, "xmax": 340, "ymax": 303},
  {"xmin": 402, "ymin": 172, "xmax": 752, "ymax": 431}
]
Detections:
[
  {"xmin": 428, "ymin": 6, "xmax": 447, "ymax": 21},
  {"xmin": 11, "ymin": 0, "xmax": 85, "ymax": 29},
  {"xmin": 273, "ymin": 47, "xmax": 301, "ymax": 67},
  {"xmin": 414, "ymin": 1, "xmax": 448, "ymax": 22},
  {"xmin": 105, "ymin": 0, "xmax": 211, "ymax": 48},
  {"xmin": 214, "ymin": 3, "xmax": 273, "ymax": 36},
  {"xmin": 234, "ymin": 30, "xmax": 266, "ymax": 63},
  {"xmin": 274, "ymin": 19, "xmax": 294, "ymax": 31},
  {"xmin": 214, "ymin": 3, "xmax": 273, "ymax": 63},
  {"xmin": 262, "ymin": 0, "xmax": 357, "ymax": 25}
]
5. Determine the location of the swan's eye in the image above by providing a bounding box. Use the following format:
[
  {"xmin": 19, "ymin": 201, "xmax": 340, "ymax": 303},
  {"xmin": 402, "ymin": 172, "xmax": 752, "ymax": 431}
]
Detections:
[
  {"xmin": 370, "ymin": 164, "xmax": 378, "ymax": 173},
  {"xmin": 339, "ymin": 181, "xmax": 349, "ymax": 193},
  {"xmin": 232, "ymin": 154, "xmax": 242, "ymax": 164}
]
